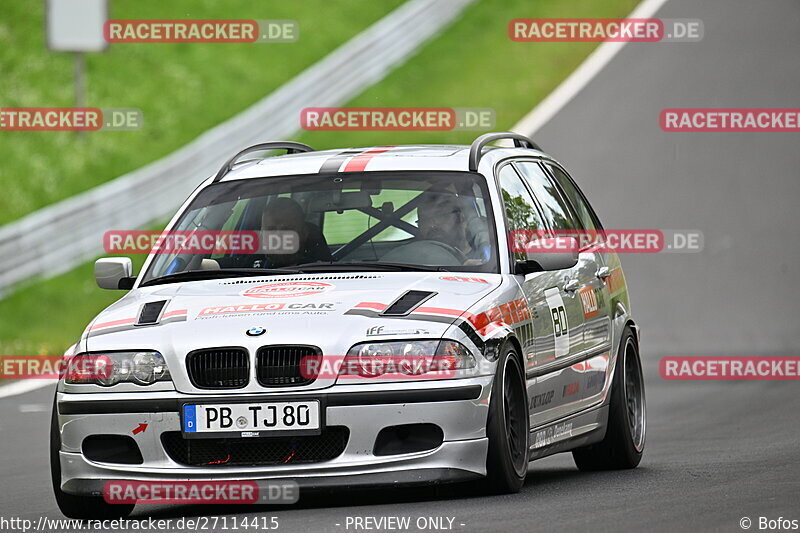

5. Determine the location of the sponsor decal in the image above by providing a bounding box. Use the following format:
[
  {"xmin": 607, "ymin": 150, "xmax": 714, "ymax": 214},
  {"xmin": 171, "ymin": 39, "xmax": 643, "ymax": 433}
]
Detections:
[
  {"xmin": 201, "ymin": 303, "xmax": 284, "ymax": 315},
  {"xmin": 544, "ymin": 288, "xmax": 569, "ymax": 357},
  {"xmin": 198, "ymin": 302, "xmax": 336, "ymax": 318},
  {"xmin": 531, "ymin": 390, "xmax": 554, "ymax": 409},
  {"xmin": 533, "ymin": 422, "xmax": 573, "ymax": 449},
  {"xmin": 365, "ymin": 326, "xmax": 431, "ymax": 337},
  {"xmin": 605, "ymin": 268, "xmax": 625, "ymax": 294},
  {"xmin": 586, "ymin": 371, "xmax": 605, "ymax": 390},
  {"xmin": 348, "ymin": 298, "xmax": 531, "ymax": 338},
  {"xmin": 241, "ymin": 281, "xmax": 333, "ymax": 299},
  {"xmin": 563, "ymin": 381, "xmax": 580, "ymax": 397},
  {"xmin": 579, "ymin": 286, "xmax": 599, "ymax": 319},
  {"xmin": 439, "ymin": 276, "xmax": 489, "ymax": 284}
]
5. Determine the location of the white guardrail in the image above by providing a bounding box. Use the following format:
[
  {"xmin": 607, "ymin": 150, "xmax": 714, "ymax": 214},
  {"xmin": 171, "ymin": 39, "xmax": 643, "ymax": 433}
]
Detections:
[{"xmin": 0, "ymin": 0, "xmax": 475, "ymax": 298}]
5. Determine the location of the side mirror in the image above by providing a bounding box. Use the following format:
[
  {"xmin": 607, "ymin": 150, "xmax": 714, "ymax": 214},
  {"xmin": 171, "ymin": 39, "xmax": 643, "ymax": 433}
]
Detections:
[
  {"xmin": 514, "ymin": 237, "xmax": 579, "ymax": 274},
  {"xmin": 94, "ymin": 258, "xmax": 136, "ymax": 290}
]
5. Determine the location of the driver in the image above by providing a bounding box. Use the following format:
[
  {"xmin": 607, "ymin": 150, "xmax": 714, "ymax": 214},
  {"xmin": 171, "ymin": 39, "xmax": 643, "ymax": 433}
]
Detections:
[
  {"xmin": 416, "ymin": 193, "xmax": 485, "ymax": 261},
  {"xmin": 254, "ymin": 197, "xmax": 332, "ymax": 268},
  {"xmin": 417, "ymin": 194, "xmax": 469, "ymax": 251}
]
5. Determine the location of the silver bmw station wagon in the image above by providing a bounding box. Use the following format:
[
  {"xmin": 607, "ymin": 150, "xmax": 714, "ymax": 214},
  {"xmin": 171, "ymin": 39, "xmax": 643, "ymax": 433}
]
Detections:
[{"xmin": 51, "ymin": 132, "xmax": 645, "ymax": 518}]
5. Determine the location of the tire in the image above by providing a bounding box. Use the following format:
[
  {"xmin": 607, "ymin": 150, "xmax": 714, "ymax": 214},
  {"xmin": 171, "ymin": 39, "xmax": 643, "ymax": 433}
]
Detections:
[
  {"xmin": 572, "ymin": 327, "xmax": 645, "ymax": 471},
  {"xmin": 485, "ymin": 343, "xmax": 529, "ymax": 493},
  {"xmin": 50, "ymin": 398, "xmax": 135, "ymax": 519}
]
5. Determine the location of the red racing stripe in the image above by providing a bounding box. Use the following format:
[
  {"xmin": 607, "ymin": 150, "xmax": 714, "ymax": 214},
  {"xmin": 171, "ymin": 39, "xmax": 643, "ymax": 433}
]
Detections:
[
  {"xmin": 90, "ymin": 317, "xmax": 136, "ymax": 331},
  {"xmin": 353, "ymin": 302, "xmax": 388, "ymax": 311},
  {"xmin": 351, "ymin": 298, "xmax": 529, "ymax": 338},
  {"xmin": 342, "ymin": 146, "xmax": 395, "ymax": 172}
]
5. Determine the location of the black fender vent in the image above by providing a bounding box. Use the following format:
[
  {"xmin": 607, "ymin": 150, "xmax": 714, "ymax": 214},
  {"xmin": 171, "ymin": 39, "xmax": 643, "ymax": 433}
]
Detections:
[
  {"xmin": 382, "ymin": 290, "xmax": 436, "ymax": 316},
  {"xmin": 137, "ymin": 300, "xmax": 167, "ymax": 325}
]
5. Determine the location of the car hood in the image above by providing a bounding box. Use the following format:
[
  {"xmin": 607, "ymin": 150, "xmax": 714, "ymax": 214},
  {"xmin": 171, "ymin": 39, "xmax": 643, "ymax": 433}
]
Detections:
[{"xmin": 84, "ymin": 273, "xmax": 504, "ymax": 393}]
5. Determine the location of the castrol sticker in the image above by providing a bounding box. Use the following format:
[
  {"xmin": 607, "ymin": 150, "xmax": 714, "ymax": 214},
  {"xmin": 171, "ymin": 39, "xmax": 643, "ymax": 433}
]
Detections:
[{"xmin": 241, "ymin": 281, "xmax": 333, "ymax": 299}]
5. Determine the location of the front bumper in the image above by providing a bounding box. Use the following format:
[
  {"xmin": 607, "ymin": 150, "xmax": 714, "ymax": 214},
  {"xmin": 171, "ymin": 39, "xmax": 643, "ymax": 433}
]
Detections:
[{"xmin": 56, "ymin": 377, "xmax": 492, "ymax": 496}]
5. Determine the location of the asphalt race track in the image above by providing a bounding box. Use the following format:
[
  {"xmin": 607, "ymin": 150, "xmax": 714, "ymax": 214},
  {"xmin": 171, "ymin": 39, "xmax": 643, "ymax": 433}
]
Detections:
[{"xmin": 1, "ymin": 0, "xmax": 798, "ymax": 530}]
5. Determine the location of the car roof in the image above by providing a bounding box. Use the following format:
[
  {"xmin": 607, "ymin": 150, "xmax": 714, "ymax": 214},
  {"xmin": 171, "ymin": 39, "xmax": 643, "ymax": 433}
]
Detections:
[{"xmin": 217, "ymin": 143, "xmax": 551, "ymax": 182}]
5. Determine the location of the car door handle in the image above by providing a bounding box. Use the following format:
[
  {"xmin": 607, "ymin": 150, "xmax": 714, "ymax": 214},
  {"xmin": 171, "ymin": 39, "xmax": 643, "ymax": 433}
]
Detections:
[
  {"xmin": 564, "ymin": 279, "xmax": 580, "ymax": 292},
  {"xmin": 596, "ymin": 266, "xmax": 611, "ymax": 280}
]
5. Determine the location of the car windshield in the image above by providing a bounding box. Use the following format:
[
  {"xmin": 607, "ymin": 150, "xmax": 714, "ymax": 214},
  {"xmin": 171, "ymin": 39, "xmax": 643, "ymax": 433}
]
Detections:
[{"xmin": 141, "ymin": 171, "xmax": 498, "ymax": 284}]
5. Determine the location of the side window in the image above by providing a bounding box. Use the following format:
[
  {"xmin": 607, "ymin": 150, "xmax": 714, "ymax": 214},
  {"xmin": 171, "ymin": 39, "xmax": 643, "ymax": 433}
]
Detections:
[
  {"xmin": 497, "ymin": 164, "xmax": 545, "ymax": 260},
  {"xmin": 545, "ymin": 164, "xmax": 601, "ymax": 231},
  {"xmin": 514, "ymin": 162, "xmax": 577, "ymax": 231}
]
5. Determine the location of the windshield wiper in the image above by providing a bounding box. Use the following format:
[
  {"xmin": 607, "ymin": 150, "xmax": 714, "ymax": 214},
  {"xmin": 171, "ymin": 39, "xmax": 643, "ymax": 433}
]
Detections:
[
  {"xmin": 140, "ymin": 268, "xmax": 303, "ymax": 287},
  {"xmin": 293, "ymin": 261, "xmax": 448, "ymax": 272}
]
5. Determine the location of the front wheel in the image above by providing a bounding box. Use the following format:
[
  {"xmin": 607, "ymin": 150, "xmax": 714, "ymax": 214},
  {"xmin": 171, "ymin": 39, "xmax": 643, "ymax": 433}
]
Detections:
[
  {"xmin": 485, "ymin": 343, "xmax": 529, "ymax": 493},
  {"xmin": 573, "ymin": 327, "xmax": 645, "ymax": 470},
  {"xmin": 50, "ymin": 398, "xmax": 135, "ymax": 519}
]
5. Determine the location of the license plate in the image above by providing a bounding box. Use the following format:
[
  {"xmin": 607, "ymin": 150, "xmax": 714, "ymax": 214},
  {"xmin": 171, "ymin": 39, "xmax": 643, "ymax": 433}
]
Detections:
[{"xmin": 182, "ymin": 401, "xmax": 321, "ymax": 438}]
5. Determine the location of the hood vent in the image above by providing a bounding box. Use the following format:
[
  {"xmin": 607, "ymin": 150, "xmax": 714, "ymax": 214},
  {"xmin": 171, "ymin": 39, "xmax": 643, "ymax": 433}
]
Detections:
[
  {"xmin": 382, "ymin": 290, "xmax": 436, "ymax": 316},
  {"xmin": 137, "ymin": 300, "xmax": 167, "ymax": 325}
]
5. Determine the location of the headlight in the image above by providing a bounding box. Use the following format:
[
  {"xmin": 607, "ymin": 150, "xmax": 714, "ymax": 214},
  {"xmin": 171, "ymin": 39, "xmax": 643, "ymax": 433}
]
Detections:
[
  {"xmin": 65, "ymin": 351, "xmax": 171, "ymax": 386},
  {"xmin": 341, "ymin": 340, "xmax": 476, "ymax": 378}
]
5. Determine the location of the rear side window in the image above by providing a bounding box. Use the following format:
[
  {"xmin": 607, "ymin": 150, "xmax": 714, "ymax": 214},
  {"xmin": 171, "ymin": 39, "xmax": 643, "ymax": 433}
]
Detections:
[
  {"xmin": 497, "ymin": 165, "xmax": 544, "ymax": 261},
  {"xmin": 545, "ymin": 163, "xmax": 602, "ymax": 231},
  {"xmin": 514, "ymin": 161, "xmax": 577, "ymax": 231}
]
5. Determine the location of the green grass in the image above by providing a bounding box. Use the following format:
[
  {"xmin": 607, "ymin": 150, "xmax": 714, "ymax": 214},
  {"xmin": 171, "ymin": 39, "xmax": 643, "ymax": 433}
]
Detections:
[
  {"xmin": 0, "ymin": 0, "xmax": 402, "ymax": 225},
  {"xmin": 0, "ymin": 0, "xmax": 640, "ymax": 356},
  {"xmin": 296, "ymin": 0, "xmax": 639, "ymax": 149}
]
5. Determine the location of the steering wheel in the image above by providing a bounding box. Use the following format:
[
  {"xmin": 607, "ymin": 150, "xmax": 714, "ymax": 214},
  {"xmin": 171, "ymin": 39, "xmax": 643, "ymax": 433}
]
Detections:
[{"xmin": 413, "ymin": 239, "xmax": 468, "ymax": 265}]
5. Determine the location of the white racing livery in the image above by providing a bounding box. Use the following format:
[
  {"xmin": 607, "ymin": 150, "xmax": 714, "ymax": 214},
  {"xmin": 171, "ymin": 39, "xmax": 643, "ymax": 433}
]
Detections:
[{"xmin": 51, "ymin": 133, "xmax": 645, "ymax": 518}]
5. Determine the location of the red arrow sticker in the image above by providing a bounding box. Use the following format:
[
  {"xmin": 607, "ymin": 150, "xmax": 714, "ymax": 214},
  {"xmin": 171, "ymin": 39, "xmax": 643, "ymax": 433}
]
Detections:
[{"xmin": 132, "ymin": 423, "xmax": 148, "ymax": 435}]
